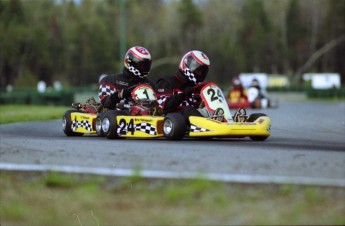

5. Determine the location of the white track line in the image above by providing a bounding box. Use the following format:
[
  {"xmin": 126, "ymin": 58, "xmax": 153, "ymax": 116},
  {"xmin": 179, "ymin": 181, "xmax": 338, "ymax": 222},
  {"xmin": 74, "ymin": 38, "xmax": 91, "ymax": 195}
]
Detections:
[{"xmin": 1, "ymin": 162, "xmax": 344, "ymax": 187}]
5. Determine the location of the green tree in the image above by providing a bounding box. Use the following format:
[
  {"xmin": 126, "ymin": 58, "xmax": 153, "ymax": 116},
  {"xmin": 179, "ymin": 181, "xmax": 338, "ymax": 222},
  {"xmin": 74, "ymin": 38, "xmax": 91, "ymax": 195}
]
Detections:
[
  {"xmin": 238, "ymin": 0, "xmax": 274, "ymax": 73},
  {"xmin": 177, "ymin": 0, "xmax": 203, "ymax": 51},
  {"xmin": 320, "ymin": 0, "xmax": 345, "ymax": 83},
  {"xmin": 0, "ymin": 0, "xmax": 343, "ymax": 88},
  {"xmin": 286, "ymin": 0, "xmax": 308, "ymax": 73},
  {"xmin": 197, "ymin": 1, "xmax": 243, "ymax": 84},
  {"xmin": 0, "ymin": 0, "xmax": 29, "ymax": 87}
]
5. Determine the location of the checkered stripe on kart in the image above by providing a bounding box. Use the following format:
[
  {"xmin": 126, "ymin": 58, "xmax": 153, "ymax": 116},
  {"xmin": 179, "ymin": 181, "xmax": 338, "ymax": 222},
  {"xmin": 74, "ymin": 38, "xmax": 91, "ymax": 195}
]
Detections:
[
  {"xmin": 135, "ymin": 122, "xmax": 157, "ymax": 135},
  {"xmin": 190, "ymin": 125, "xmax": 211, "ymax": 133},
  {"xmin": 72, "ymin": 119, "xmax": 92, "ymax": 132}
]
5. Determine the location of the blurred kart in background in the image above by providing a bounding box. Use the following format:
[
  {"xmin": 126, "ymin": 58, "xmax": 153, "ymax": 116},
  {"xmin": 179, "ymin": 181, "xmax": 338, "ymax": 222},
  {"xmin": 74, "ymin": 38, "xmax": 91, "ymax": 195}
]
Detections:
[
  {"xmin": 227, "ymin": 76, "xmax": 278, "ymax": 109},
  {"xmin": 246, "ymin": 86, "xmax": 279, "ymax": 109}
]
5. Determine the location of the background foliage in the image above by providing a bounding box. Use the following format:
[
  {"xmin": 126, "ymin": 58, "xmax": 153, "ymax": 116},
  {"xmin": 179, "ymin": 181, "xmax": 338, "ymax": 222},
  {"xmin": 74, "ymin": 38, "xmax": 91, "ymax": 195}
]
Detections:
[{"xmin": 0, "ymin": 0, "xmax": 344, "ymax": 88}]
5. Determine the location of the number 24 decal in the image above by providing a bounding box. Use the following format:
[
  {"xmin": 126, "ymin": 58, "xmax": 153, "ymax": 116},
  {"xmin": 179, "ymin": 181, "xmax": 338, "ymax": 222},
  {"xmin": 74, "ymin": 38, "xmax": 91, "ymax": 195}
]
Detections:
[
  {"xmin": 118, "ymin": 119, "xmax": 135, "ymax": 135},
  {"xmin": 207, "ymin": 88, "xmax": 223, "ymax": 102}
]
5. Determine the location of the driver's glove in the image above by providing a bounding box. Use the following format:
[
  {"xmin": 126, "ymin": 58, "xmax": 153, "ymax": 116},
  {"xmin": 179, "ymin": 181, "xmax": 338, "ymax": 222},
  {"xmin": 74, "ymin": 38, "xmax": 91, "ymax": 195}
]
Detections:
[
  {"xmin": 182, "ymin": 86, "xmax": 194, "ymax": 99},
  {"xmin": 118, "ymin": 89, "xmax": 131, "ymax": 99}
]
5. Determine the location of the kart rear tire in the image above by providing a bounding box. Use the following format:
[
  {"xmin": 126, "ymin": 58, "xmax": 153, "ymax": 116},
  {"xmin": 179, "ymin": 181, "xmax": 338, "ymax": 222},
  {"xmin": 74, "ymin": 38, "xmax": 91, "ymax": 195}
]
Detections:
[
  {"xmin": 102, "ymin": 110, "xmax": 127, "ymax": 139},
  {"xmin": 163, "ymin": 113, "xmax": 186, "ymax": 140},
  {"xmin": 95, "ymin": 113, "xmax": 105, "ymax": 137},
  {"xmin": 62, "ymin": 110, "xmax": 84, "ymax": 136},
  {"xmin": 247, "ymin": 113, "xmax": 268, "ymax": 141}
]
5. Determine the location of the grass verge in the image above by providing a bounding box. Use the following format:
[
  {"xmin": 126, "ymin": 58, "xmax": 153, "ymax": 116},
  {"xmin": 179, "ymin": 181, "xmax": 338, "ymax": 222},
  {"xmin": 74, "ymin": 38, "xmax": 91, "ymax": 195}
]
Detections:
[
  {"xmin": 0, "ymin": 105, "xmax": 69, "ymax": 124},
  {"xmin": 1, "ymin": 171, "xmax": 344, "ymax": 225}
]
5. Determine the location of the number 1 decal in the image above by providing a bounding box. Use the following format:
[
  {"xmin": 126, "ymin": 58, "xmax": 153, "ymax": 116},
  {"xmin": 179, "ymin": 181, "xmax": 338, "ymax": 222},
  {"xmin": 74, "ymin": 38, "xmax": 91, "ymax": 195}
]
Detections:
[{"xmin": 143, "ymin": 89, "xmax": 150, "ymax": 99}]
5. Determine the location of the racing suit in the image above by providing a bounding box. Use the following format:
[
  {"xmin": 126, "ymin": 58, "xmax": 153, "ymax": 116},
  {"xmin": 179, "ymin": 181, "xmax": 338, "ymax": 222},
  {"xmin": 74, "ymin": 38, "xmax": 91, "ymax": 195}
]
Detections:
[
  {"xmin": 99, "ymin": 68, "xmax": 153, "ymax": 110},
  {"xmin": 155, "ymin": 70, "xmax": 202, "ymax": 122}
]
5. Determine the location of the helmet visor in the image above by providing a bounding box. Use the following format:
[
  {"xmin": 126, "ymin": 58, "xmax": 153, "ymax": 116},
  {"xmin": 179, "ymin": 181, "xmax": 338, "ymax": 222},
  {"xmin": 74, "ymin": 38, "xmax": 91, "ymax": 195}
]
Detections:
[
  {"xmin": 134, "ymin": 59, "xmax": 151, "ymax": 75},
  {"xmin": 193, "ymin": 65, "xmax": 209, "ymax": 83},
  {"xmin": 188, "ymin": 58, "xmax": 203, "ymax": 72}
]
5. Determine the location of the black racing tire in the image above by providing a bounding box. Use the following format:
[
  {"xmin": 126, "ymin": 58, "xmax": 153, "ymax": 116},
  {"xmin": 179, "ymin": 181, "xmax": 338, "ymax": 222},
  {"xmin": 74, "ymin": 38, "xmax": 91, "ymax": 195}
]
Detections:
[
  {"xmin": 102, "ymin": 110, "xmax": 127, "ymax": 139},
  {"xmin": 163, "ymin": 113, "xmax": 187, "ymax": 140},
  {"xmin": 95, "ymin": 113, "xmax": 105, "ymax": 137},
  {"xmin": 247, "ymin": 113, "xmax": 269, "ymax": 141},
  {"xmin": 62, "ymin": 110, "xmax": 84, "ymax": 137},
  {"xmin": 250, "ymin": 136, "xmax": 268, "ymax": 141},
  {"xmin": 247, "ymin": 113, "xmax": 267, "ymax": 122}
]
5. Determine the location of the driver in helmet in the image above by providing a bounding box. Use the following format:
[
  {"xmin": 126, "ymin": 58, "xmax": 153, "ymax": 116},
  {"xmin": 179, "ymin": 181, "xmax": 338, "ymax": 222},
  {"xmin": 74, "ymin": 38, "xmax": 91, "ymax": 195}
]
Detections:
[
  {"xmin": 155, "ymin": 50, "xmax": 210, "ymax": 122},
  {"xmin": 99, "ymin": 46, "xmax": 153, "ymax": 110},
  {"xmin": 227, "ymin": 76, "xmax": 250, "ymax": 108}
]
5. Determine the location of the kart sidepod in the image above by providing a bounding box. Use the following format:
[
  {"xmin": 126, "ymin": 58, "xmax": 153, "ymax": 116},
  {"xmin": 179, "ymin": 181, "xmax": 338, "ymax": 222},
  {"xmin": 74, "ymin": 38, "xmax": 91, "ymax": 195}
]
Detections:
[{"xmin": 189, "ymin": 114, "xmax": 271, "ymax": 140}]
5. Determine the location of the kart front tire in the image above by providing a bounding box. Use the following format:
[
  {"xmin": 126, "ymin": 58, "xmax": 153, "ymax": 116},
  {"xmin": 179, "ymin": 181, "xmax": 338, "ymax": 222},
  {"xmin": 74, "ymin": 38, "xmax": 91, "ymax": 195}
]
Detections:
[
  {"xmin": 247, "ymin": 113, "xmax": 267, "ymax": 122},
  {"xmin": 247, "ymin": 113, "xmax": 268, "ymax": 141},
  {"xmin": 102, "ymin": 110, "xmax": 127, "ymax": 139},
  {"xmin": 163, "ymin": 113, "xmax": 186, "ymax": 140},
  {"xmin": 62, "ymin": 110, "xmax": 84, "ymax": 136},
  {"xmin": 250, "ymin": 136, "xmax": 268, "ymax": 141}
]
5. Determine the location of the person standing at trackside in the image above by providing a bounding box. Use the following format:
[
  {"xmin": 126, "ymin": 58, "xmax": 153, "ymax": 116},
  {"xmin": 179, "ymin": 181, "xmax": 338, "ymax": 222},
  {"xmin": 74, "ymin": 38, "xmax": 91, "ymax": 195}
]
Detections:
[
  {"xmin": 98, "ymin": 46, "xmax": 153, "ymax": 110},
  {"xmin": 155, "ymin": 50, "xmax": 211, "ymax": 123}
]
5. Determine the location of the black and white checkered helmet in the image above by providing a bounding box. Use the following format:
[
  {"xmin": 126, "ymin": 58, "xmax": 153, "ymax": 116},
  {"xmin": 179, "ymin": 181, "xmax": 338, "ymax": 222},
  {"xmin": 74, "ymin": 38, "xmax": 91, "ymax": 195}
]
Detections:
[
  {"xmin": 179, "ymin": 50, "xmax": 210, "ymax": 85},
  {"xmin": 124, "ymin": 46, "xmax": 152, "ymax": 79}
]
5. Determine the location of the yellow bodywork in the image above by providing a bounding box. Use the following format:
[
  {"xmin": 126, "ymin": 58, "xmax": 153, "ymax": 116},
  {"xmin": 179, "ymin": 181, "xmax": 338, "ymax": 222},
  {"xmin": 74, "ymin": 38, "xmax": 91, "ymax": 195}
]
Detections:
[
  {"xmin": 189, "ymin": 116, "xmax": 271, "ymax": 138},
  {"xmin": 69, "ymin": 111, "xmax": 270, "ymax": 139},
  {"xmin": 70, "ymin": 112, "xmax": 164, "ymax": 137},
  {"xmin": 116, "ymin": 116, "xmax": 164, "ymax": 138},
  {"xmin": 70, "ymin": 112, "xmax": 97, "ymax": 134}
]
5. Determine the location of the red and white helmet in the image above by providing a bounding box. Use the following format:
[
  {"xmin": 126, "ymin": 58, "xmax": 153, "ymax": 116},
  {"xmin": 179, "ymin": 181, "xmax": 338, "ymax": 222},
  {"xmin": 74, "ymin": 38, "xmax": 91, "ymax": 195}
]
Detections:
[
  {"xmin": 179, "ymin": 50, "xmax": 210, "ymax": 85},
  {"xmin": 124, "ymin": 46, "xmax": 152, "ymax": 78}
]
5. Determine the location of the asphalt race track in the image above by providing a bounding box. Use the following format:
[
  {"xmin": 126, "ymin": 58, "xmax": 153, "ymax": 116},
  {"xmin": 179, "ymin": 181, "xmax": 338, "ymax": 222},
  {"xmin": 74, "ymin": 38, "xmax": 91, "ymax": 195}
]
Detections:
[{"xmin": 1, "ymin": 101, "xmax": 345, "ymax": 186}]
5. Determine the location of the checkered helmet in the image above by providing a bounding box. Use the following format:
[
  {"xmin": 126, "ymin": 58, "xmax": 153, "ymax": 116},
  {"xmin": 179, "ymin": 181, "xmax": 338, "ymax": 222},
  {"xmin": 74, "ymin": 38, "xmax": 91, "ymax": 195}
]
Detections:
[
  {"xmin": 124, "ymin": 46, "xmax": 152, "ymax": 79},
  {"xmin": 179, "ymin": 50, "xmax": 210, "ymax": 85}
]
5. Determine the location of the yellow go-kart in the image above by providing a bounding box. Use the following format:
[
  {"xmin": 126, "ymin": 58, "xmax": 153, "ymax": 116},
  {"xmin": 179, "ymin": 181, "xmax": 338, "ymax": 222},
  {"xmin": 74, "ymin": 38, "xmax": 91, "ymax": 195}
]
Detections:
[
  {"xmin": 62, "ymin": 83, "xmax": 270, "ymax": 141},
  {"xmin": 62, "ymin": 84, "xmax": 165, "ymax": 139},
  {"xmin": 162, "ymin": 82, "xmax": 271, "ymax": 141}
]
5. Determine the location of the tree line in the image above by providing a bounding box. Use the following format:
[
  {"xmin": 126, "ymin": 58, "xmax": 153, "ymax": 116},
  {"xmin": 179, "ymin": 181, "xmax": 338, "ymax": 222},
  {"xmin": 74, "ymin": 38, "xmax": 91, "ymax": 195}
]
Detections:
[{"xmin": 0, "ymin": 0, "xmax": 344, "ymax": 89}]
